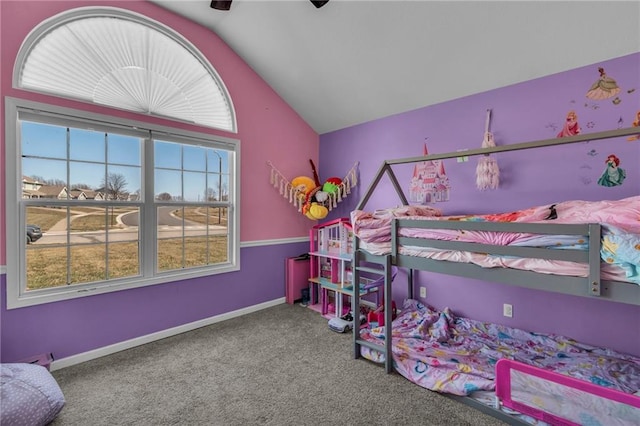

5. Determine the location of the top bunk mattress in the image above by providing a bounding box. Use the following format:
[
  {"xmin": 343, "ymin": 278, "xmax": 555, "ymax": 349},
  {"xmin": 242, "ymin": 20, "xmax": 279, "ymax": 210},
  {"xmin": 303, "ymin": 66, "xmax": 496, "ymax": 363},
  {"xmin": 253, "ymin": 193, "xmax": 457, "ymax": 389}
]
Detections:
[{"xmin": 351, "ymin": 196, "xmax": 640, "ymax": 285}]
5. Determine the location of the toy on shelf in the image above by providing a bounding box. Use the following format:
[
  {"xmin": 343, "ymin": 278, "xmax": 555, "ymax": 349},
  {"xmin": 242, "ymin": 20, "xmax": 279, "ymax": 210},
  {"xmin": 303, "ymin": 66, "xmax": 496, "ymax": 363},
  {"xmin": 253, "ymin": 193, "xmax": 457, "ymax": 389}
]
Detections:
[
  {"xmin": 367, "ymin": 300, "xmax": 397, "ymax": 327},
  {"xmin": 317, "ymin": 217, "xmax": 353, "ymax": 256}
]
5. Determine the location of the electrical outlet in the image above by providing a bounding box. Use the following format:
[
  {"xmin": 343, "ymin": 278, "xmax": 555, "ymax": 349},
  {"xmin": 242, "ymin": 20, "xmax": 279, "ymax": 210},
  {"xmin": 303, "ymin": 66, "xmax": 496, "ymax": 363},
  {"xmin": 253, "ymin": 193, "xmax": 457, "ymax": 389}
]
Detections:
[
  {"xmin": 503, "ymin": 303, "xmax": 513, "ymax": 318},
  {"xmin": 419, "ymin": 286, "xmax": 427, "ymax": 298}
]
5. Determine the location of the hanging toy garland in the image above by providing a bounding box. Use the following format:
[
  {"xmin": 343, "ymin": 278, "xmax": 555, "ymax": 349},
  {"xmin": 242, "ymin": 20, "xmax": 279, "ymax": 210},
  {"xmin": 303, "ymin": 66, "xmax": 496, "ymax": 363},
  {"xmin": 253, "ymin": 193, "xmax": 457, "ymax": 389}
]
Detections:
[
  {"xmin": 267, "ymin": 159, "xmax": 359, "ymax": 220},
  {"xmin": 476, "ymin": 109, "xmax": 500, "ymax": 190}
]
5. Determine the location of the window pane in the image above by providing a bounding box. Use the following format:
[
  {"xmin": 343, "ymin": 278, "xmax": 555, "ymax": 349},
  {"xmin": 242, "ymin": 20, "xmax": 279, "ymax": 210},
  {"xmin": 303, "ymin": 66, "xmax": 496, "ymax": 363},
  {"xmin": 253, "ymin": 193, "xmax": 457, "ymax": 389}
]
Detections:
[
  {"xmin": 157, "ymin": 237, "xmax": 184, "ymax": 272},
  {"xmin": 184, "ymin": 237, "xmax": 208, "ymax": 268},
  {"xmin": 210, "ymin": 206, "xmax": 228, "ymax": 227},
  {"xmin": 21, "ymin": 121, "xmax": 67, "ymax": 159},
  {"xmin": 26, "ymin": 246, "xmax": 68, "ymax": 290},
  {"xmin": 70, "ymin": 128, "xmax": 105, "ymax": 162},
  {"xmin": 106, "ymin": 165, "xmax": 141, "ymax": 201},
  {"xmin": 220, "ymin": 174, "xmax": 229, "ymax": 201},
  {"xmin": 208, "ymin": 234, "xmax": 228, "ymax": 264},
  {"xmin": 183, "ymin": 145, "xmax": 206, "ymax": 172},
  {"xmin": 26, "ymin": 206, "xmax": 67, "ymax": 239},
  {"xmin": 155, "ymin": 169, "xmax": 181, "ymax": 200},
  {"xmin": 180, "ymin": 206, "xmax": 209, "ymax": 226},
  {"xmin": 69, "ymin": 207, "xmax": 110, "ymax": 233},
  {"xmin": 155, "ymin": 141, "xmax": 181, "ymax": 169},
  {"xmin": 70, "ymin": 161, "xmax": 105, "ymax": 195},
  {"xmin": 184, "ymin": 171, "xmax": 206, "ymax": 202},
  {"xmin": 207, "ymin": 173, "xmax": 221, "ymax": 201},
  {"xmin": 207, "ymin": 149, "xmax": 228, "ymax": 173},
  {"xmin": 108, "ymin": 134, "xmax": 141, "ymax": 166},
  {"xmin": 111, "ymin": 207, "xmax": 140, "ymax": 240},
  {"xmin": 70, "ymin": 244, "xmax": 106, "ymax": 284},
  {"xmin": 108, "ymin": 241, "xmax": 140, "ymax": 279},
  {"xmin": 22, "ymin": 158, "xmax": 67, "ymax": 196}
]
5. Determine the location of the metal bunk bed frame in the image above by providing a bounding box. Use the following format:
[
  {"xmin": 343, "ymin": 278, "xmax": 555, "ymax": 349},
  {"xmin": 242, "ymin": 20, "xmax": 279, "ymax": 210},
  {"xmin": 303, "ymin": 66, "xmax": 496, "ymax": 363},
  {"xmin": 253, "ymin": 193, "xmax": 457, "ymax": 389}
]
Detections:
[{"xmin": 350, "ymin": 126, "xmax": 640, "ymax": 425}]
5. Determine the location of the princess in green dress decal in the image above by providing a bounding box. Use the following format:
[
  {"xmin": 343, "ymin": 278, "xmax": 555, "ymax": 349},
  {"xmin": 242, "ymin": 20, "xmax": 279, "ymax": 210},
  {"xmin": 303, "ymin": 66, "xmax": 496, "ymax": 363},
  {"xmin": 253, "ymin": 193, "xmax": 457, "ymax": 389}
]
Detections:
[
  {"xmin": 586, "ymin": 67, "xmax": 621, "ymax": 101},
  {"xmin": 597, "ymin": 154, "xmax": 626, "ymax": 187}
]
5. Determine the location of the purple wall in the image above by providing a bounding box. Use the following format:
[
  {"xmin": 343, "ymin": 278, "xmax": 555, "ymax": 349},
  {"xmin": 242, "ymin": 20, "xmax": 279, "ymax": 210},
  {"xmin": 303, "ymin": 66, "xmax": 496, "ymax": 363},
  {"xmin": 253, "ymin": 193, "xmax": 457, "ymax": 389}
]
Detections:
[
  {"xmin": 320, "ymin": 53, "xmax": 640, "ymax": 356},
  {"xmin": 0, "ymin": 242, "xmax": 308, "ymax": 361}
]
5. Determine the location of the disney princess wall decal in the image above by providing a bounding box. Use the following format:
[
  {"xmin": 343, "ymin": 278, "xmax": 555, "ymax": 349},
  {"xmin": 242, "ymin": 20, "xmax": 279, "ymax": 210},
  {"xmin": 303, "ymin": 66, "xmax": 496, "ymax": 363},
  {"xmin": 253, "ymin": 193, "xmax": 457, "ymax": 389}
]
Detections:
[
  {"xmin": 586, "ymin": 67, "xmax": 621, "ymax": 100},
  {"xmin": 597, "ymin": 154, "xmax": 626, "ymax": 187},
  {"xmin": 557, "ymin": 110, "xmax": 581, "ymax": 138}
]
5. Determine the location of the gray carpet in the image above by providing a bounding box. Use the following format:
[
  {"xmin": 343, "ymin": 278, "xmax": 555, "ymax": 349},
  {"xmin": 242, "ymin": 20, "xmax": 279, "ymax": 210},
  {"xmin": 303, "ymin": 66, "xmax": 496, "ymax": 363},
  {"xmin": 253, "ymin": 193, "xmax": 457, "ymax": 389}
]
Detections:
[{"xmin": 51, "ymin": 303, "xmax": 507, "ymax": 425}]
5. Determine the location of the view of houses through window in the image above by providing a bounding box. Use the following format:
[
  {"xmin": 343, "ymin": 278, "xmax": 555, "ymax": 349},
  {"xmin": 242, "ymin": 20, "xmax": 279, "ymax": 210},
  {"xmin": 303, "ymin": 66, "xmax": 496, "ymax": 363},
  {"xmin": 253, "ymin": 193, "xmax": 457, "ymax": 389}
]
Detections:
[{"xmin": 20, "ymin": 116, "xmax": 232, "ymax": 292}]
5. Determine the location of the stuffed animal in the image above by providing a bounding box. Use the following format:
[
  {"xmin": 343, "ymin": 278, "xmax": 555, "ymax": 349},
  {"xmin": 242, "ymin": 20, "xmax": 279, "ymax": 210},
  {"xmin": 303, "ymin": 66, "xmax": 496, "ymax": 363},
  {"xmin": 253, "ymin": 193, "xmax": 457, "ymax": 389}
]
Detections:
[
  {"xmin": 305, "ymin": 202, "xmax": 329, "ymax": 220},
  {"xmin": 291, "ymin": 176, "xmax": 316, "ymax": 195},
  {"xmin": 322, "ymin": 177, "xmax": 342, "ymax": 194}
]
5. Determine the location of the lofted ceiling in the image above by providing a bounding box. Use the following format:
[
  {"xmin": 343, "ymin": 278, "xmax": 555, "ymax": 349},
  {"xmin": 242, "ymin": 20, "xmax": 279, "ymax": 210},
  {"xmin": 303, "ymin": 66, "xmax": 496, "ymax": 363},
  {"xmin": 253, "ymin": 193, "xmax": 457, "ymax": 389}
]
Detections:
[{"xmin": 150, "ymin": 0, "xmax": 640, "ymax": 135}]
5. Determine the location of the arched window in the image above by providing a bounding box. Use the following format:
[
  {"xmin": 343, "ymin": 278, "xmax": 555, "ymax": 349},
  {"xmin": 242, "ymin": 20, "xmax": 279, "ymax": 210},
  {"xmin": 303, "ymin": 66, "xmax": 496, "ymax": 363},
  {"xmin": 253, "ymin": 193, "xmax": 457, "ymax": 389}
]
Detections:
[
  {"xmin": 6, "ymin": 7, "xmax": 240, "ymax": 309},
  {"xmin": 14, "ymin": 7, "xmax": 236, "ymax": 132}
]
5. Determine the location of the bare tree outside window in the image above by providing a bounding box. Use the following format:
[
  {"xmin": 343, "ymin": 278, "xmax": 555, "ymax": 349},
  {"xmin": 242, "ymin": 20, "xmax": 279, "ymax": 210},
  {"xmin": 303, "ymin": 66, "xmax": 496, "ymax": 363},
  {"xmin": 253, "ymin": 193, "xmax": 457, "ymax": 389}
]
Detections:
[
  {"xmin": 206, "ymin": 187, "xmax": 217, "ymax": 202},
  {"xmin": 102, "ymin": 173, "xmax": 128, "ymax": 200}
]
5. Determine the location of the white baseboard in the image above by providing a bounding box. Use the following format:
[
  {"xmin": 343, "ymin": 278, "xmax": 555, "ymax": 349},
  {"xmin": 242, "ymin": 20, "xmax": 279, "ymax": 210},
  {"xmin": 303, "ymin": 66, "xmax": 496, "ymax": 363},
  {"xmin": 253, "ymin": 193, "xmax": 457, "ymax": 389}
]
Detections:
[{"xmin": 51, "ymin": 297, "xmax": 286, "ymax": 371}]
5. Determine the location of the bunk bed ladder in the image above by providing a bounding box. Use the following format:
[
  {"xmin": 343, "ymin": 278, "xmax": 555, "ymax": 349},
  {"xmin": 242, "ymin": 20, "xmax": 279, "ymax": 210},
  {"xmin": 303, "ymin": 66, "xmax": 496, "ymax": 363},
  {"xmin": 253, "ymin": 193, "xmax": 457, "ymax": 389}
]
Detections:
[{"xmin": 352, "ymin": 245, "xmax": 395, "ymax": 373}]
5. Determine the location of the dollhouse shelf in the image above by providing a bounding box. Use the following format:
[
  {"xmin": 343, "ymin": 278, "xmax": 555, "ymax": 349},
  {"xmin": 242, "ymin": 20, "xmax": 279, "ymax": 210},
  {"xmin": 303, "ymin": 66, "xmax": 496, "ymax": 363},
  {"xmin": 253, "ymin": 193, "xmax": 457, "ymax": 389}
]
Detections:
[
  {"xmin": 309, "ymin": 276, "xmax": 381, "ymax": 294},
  {"xmin": 309, "ymin": 251, "xmax": 351, "ymax": 261},
  {"xmin": 308, "ymin": 218, "xmax": 382, "ymax": 318}
]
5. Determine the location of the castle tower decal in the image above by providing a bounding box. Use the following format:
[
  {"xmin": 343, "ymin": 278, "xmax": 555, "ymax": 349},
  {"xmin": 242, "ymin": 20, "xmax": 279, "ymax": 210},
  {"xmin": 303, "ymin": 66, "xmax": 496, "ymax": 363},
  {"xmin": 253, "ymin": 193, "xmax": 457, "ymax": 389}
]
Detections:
[{"xmin": 408, "ymin": 144, "xmax": 450, "ymax": 204}]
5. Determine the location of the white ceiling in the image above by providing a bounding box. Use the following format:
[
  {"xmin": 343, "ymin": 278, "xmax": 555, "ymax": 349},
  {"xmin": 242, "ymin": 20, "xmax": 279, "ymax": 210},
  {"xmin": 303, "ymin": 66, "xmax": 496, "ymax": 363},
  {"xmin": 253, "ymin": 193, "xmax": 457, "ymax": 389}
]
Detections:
[{"xmin": 150, "ymin": 0, "xmax": 640, "ymax": 134}]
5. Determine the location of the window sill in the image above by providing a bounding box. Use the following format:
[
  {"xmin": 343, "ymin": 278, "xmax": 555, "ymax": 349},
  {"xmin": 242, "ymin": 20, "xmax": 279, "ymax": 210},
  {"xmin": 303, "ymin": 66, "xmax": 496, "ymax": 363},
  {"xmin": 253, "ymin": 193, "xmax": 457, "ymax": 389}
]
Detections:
[{"xmin": 6, "ymin": 263, "xmax": 240, "ymax": 310}]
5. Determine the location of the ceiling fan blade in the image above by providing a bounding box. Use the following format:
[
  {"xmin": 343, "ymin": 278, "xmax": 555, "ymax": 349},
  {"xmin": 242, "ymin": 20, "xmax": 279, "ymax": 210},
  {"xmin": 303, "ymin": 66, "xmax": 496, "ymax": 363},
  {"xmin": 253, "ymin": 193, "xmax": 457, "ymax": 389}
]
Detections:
[
  {"xmin": 210, "ymin": 1, "xmax": 327, "ymax": 11},
  {"xmin": 310, "ymin": 1, "xmax": 329, "ymax": 8},
  {"xmin": 210, "ymin": 1, "xmax": 232, "ymax": 11}
]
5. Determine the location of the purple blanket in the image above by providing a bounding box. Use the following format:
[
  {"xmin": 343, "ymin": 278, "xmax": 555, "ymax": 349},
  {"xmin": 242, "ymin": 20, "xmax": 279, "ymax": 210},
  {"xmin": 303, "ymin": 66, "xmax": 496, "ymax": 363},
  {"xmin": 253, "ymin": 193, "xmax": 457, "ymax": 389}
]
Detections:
[{"xmin": 360, "ymin": 299, "xmax": 640, "ymax": 396}]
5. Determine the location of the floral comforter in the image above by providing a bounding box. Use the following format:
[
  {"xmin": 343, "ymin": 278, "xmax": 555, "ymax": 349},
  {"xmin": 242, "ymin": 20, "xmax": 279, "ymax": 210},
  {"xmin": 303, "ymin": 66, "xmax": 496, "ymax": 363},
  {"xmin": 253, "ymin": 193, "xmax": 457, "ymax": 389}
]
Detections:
[{"xmin": 359, "ymin": 299, "xmax": 640, "ymax": 396}]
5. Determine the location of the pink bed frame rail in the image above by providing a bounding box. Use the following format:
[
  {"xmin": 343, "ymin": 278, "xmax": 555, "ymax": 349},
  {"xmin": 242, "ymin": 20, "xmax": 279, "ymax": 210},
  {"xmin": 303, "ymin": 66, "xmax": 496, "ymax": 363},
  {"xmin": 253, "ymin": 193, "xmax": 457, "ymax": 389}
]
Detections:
[{"xmin": 495, "ymin": 359, "xmax": 640, "ymax": 426}]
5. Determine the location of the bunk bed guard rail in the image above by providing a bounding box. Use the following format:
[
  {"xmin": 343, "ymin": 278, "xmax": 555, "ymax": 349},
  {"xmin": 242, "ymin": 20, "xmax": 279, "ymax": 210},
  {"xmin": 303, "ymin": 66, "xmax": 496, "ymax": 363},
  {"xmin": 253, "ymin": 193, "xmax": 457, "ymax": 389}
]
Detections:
[{"xmin": 390, "ymin": 219, "xmax": 604, "ymax": 298}]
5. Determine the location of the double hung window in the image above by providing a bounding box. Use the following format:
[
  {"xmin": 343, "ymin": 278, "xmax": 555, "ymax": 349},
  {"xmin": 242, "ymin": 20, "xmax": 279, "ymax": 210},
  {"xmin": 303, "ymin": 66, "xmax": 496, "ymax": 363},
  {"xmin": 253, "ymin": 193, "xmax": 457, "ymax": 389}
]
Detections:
[{"xmin": 6, "ymin": 100, "xmax": 239, "ymax": 308}]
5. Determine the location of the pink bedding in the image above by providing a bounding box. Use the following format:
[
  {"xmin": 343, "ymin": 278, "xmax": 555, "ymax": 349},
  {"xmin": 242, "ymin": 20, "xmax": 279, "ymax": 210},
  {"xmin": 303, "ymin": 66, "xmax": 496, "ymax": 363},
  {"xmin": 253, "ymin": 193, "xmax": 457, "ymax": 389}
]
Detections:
[{"xmin": 351, "ymin": 196, "xmax": 640, "ymax": 284}]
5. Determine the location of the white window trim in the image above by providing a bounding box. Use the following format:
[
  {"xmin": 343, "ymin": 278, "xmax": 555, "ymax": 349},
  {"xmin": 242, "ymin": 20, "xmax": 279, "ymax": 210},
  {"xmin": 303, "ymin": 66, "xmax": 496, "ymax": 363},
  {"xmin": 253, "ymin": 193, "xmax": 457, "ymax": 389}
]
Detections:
[{"xmin": 5, "ymin": 97, "xmax": 241, "ymax": 309}]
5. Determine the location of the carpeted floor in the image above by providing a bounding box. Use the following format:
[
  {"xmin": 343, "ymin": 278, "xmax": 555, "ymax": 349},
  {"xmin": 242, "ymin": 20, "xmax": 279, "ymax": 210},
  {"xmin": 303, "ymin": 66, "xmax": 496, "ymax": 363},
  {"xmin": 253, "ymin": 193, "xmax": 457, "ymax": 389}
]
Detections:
[{"xmin": 51, "ymin": 303, "xmax": 507, "ymax": 425}]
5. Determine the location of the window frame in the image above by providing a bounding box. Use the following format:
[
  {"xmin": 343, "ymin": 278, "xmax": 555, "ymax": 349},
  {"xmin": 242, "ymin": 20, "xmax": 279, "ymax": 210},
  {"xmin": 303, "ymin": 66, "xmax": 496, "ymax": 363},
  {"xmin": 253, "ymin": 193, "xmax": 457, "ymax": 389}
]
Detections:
[{"xmin": 5, "ymin": 97, "xmax": 241, "ymax": 309}]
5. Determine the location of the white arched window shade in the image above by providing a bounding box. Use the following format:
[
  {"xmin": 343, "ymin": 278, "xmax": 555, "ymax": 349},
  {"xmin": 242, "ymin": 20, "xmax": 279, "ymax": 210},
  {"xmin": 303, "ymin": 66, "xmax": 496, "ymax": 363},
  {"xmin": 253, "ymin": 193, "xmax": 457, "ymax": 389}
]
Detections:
[{"xmin": 15, "ymin": 8, "xmax": 236, "ymax": 132}]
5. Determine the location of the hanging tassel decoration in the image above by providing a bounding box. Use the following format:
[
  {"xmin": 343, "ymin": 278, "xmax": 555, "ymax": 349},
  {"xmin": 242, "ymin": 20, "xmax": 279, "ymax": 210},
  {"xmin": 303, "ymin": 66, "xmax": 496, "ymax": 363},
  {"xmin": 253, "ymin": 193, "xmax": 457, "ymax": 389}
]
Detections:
[{"xmin": 476, "ymin": 110, "xmax": 500, "ymax": 190}]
